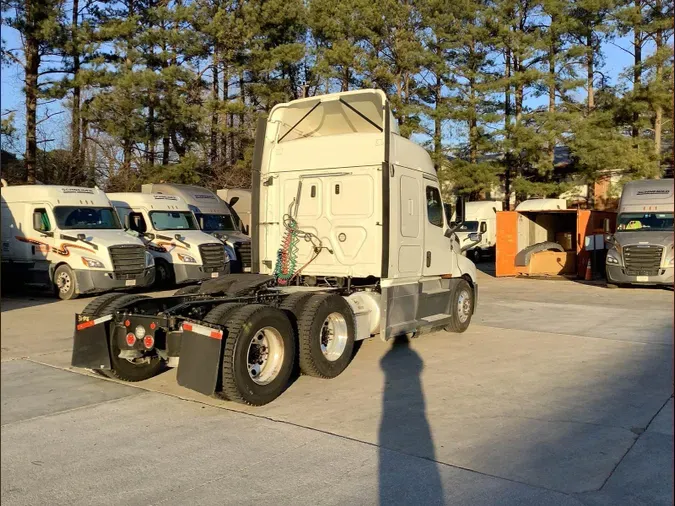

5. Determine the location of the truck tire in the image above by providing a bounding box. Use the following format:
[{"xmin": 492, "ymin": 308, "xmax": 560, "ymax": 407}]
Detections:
[
  {"xmin": 203, "ymin": 302, "xmax": 245, "ymax": 326},
  {"xmin": 174, "ymin": 285, "xmax": 200, "ymax": 296},
  {"xmin": 444, "ymin": 279, "xmax": 473, "ymax": 333},
  {"xmin": 216, "ymin": 304, "xmax": 295, "ymax": 406},
  {"xmin": 279, "ymin": 292, "xmax": 315, "ymax": 332},
  {"xmin": 96, "ymin": 294, "xmax": 164, "ymax": 382},
  {"xmin": 297, "ymin": 294, "xmax": 356, "ymax": 379},
  {"xmin": 54, "ymin": 264, "xmax": 78, "ymax": 300},
  {"xmin": 80, "ymin": 292, "xmax": 127, "ymax": 317},
  {"xmin": 154, "ymin": 259, "xmax": 175, "ymax": 288}
]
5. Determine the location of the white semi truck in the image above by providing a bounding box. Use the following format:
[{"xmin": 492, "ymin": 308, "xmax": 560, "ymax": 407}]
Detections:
[
  {"xmin": 107, "ymin": 193, "xmax": 229, "ymax": 287},
  {"xmin": 455, "ymin": 200, "xmax": 503, "ymax": 261},
  {"xmin": 1, "ymin": 183, "xmax": 155, "ymax": 299},
  {"xmin": 71, "ymin": 90, "xmax": 481, "ymax": 405},
  {"xmin": 141, "ymin": 183, "xmax": 252, "ymax": 273},
  {"xmin": 605, "ymin": 179, "xmax": 674, "ymax": 287}
]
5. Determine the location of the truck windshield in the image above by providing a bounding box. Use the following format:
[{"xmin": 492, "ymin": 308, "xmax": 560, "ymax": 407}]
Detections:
[
  {"xmin": 617, "ymin": 213, "xmax": 673, "ymax": 232},
  {"xmin": 457, "ymin": 221, "xmax": 479, "ymax": 232},
  {"xmin": 54, "ymin": 206, "xmax": 121, "ymax": 230},
  {"xmin": 196, "ymin": 213, "xmax": 236, "ymax": 232},
  {"xmin": 149, "ymin": 211, "xmax": 198, "ymax": 231}
]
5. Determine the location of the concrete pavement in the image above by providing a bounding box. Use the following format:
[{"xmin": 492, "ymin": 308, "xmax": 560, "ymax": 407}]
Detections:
[{"xmin": 1, "ymin": 272, "xmax": 673, "ymax": 505}]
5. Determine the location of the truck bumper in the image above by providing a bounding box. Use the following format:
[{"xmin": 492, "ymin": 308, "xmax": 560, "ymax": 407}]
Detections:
[
  {"xmin": 606, "ymin": 265, "xmax": 674, "ymax": 286},
  {"xmin": 74, "ymin": 267, "xmax": 155, "ymax": 294},
  {"xmin": 174, "ymin": 262, "xmax": 230, "ymax": 284}
]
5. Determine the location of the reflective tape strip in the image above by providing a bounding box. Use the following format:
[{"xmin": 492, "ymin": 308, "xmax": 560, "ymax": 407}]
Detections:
[
  {"xmin": 76, "ymin": 314, "xmax": 113, "ymax": 331},
  {"xmin": 182, "ymin": 322, "xmax": 223, "ymax": 340}
]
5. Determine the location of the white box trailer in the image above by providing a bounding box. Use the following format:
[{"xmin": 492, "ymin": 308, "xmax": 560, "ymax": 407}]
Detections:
[
  {"xmin": 107, "ymin": 192, "xmax": 230, "ymax": 287},
  {"xmin": 71, "ymin": 90, "xmax": 481, "ymax": 405},
  {"xmin": 141, "ymin": 184, "xmax": 252, "ymax": 273},
  {"xmin": 605, "ymin": 179, "xmax": 674, "ymax": 286},
  {"xmin": 1, "ymin": 184, "xmax": 155, "ymax": 299}
]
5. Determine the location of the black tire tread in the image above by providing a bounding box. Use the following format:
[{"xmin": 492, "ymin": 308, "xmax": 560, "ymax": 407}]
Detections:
[
  {"xmin": 296, "ymin": 294, "xmax": 355, "ymax": 379},
  {"xmin": 216, "ymin": 304, "xmax": 289, "ymax": 405},
  {"xmin": 444, "ymin": 279, "xmax": 473, "ymax": 333},
  {"xmin": 81, "ymin": 293, "xmax": 126, "ymax": 317},
  {"xmin": 174, "ymin": 285, "xmax": 200, "ymax": 296},
  {"xmin": 203, "ymin": 302, "xmax": 245, "ymax": 326}
]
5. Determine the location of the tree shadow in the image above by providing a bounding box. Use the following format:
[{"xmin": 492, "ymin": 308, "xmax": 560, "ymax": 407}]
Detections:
[{"xmin": 378, "ymin": 335, "xmax": 444, "ymax": 505}]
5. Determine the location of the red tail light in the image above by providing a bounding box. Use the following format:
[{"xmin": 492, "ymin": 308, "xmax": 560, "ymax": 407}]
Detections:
[
  {"xmin": 125, "ymin": 333, "xmax": 136, "ymax": 346},
  {"xmin": 143, "ymin": 335, "xmax": 155, "ymax": 349}
]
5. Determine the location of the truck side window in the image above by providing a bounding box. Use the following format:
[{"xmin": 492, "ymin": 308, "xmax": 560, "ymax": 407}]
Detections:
[
  {"xmin": 426, "ymin": 187, "xmax": 443, "ymax": 228},
  {"xmin": 33, "ymin": 208, "xmax": 51, "ymax": 232}
]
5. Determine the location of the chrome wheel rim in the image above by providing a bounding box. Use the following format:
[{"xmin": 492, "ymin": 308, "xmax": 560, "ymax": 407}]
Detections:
[
  {"xmin": 56, "ymin": 271, "xmax": 72, "ymax": 293},
  {"xmin": 320, "ymin": 312, "xmax": 348, "ymax": 361},
  {"xmin": 457, "ymin": 289, "xmax": 472, "ymax": 323},
  {"xmin": 247, "ymin": 327, "xmax": 285, "ymax": 385}
]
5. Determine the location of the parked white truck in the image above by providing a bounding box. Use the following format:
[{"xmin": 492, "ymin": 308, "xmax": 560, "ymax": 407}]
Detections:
[
  {"xmin": 455, "ymin": 200, "xmax": 503, "ymax": 261},
  {"xmin": 1, "ymin": 184, "xmax": 155, "ymax": 299},
  {"xmin": 107, "ymin": 192, "xmax": 229, "ymax": 287},
  {"xmin": 141, "ymin": 184, "xmax": 252, "ymax": 273},
  {"xmin": 72, "ymin": 89, "xmax": 481, "ymax": 405},
  {"xmin": 217, "ymin": 188, "xmax": 252, "ymax": 235},
  {"xmin": 605, "ymin": 179, "xmax": 674, "ymax": 287}
]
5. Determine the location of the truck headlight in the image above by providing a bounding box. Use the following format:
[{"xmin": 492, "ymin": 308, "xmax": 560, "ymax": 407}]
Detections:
[
  {"xmin": 224, "ymin": 245, "xmax": 236, "ymax": 262},
  {"xmin": 606, "ymin": 251, "xmax": 621, "ymax": 265},
  {"xmin": 145, "ymin": 251, "xmax": 155, "ymax": 267},
  {"xmin": 81, "ymin": 257, "xmax": 105, "ymax": 268},
  {"xmin": 177, "ymin": 253, "xmax": 197, "ymax": 263},
  {"xmin": 668, "ymin": 258, "xmax": 674, "ymax": 267}
]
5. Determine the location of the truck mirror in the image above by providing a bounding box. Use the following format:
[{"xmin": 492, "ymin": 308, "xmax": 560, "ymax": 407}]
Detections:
[
  {"xmin": 603, "ymin": 218, "xmax": 610, "ymax": 233},
  {"xmin": 229, "ymin": 196, "xmax": 239, "ymax": 207},
  {"xmin": 244, "ymin": 224, "xmax": 250, "ymax": 235},
  {"xmin": 32, "ymin": 211, "xmax": 43, "ymax": 231},
  {"xmin": 468, "ymin": 232, "xmax": 482, "ymax": 243},
  {"xmin": 480, "ymin": 221, "xmax": 487, "ymax": 234}
]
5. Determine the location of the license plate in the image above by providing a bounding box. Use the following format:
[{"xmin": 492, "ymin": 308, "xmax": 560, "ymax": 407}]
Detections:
[
  {"xmin": 125, "ymin": 279, "xmax": 136, "ymax": 286},
  {"xmin": 211, "ymin": 272, "xmax": 219, "ymax": 278},
  {"xmin": 244, "ymin": 267, "xmax": 251, "ymax": 273},
  {"xmin": 636, "ymin": 276, "xmax": 648, "ymax": 282}
]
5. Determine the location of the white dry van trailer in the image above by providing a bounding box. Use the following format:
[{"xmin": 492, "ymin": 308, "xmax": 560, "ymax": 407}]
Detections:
[
  {"xmin": 72, "ymin": 90, "xmax": 481, "ymax": 405},
  {"xmin": 141, "ymin": 183, "xmax": 252, "ymax": 274},
  {"xmin": 455, "ymin": 200, "xmax": 503, "ymax": 261},
  {"xmin": 107, "ymin": 193, "xmax": 229, "ymax": 287},
  {"xmin": 605, "ymin": 179, "xmax": 674, "ymax": 287},
  {"xmin": 0, "ymin": 184, "xmax": 155, "ymax": 299}
]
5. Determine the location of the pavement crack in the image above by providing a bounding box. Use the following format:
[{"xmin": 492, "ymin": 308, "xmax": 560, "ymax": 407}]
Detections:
[{"xmin": 597, "ymin": 394, "xmax": 673, "ymax": 492}]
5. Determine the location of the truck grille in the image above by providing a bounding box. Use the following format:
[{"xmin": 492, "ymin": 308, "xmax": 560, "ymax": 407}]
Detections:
[
  {"xmin": 199, "ymin": 243, "xmax": 226, "ymax": 273},
  {"xmin": 109, "ymin": 245, "xmax": 146, "ymax": 279},
  {"xmin": 234, "ymin": 242, "xmax": 252, "ymax": 269},
  {"xmin": 623, "ymin": 245, "xmax": 663, "ymax": 276}
]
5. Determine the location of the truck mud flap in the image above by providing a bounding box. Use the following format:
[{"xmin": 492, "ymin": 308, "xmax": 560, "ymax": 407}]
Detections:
[
  {"xmin": 176, "ymin": 322, "xmax": 224, "ymax": 396},
  {"xmin": 71, "ymin": 314, "xmax": 112, "ymax": 370}
]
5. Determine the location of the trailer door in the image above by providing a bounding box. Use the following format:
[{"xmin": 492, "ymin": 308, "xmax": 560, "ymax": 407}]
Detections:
[{"xmin": 496, "ymin": 211, "xmax": 519, "ymax": 277}]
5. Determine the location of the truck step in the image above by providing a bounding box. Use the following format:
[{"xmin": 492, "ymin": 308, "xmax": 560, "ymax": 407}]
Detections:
[{"xmin": 421, "ymin": 313, "xmax": 451, "ymax": 323}]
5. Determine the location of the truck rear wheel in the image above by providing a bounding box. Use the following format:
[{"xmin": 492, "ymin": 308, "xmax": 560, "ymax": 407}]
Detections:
[
  {"xmin": 80, "ymin": 292, "xmax": 127, "ymax": 317},
  {"xmin": 96, "ymin": 294, "xmax": 164, "ymax": 382},
  {"xmin": 216, "ymin": 304, "xmax": 295, "ymax": 406},
  {"xmin": 444, "ymin": 279, "xmax": 473, "ymax": 333},
  {"xmin": 297, "ymin": 294, "xmax": 355, "ymax": 379}
]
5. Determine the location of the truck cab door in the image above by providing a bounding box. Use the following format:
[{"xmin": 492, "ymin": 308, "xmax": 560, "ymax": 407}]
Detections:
[
  {"xmin": 422, "ymin": 184, "xmax": 453, "ymax": 276},
  {"xmin": 31, "ymin": 206, "xmax": 54, "ymax": 263}
]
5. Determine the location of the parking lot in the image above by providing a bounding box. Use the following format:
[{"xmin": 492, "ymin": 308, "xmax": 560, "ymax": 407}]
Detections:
[{"xmin": 1, "ymin": 269, "xmax": 673, "ymax": 505}]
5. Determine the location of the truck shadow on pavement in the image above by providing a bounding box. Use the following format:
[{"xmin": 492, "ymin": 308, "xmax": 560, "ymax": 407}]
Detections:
[{"xmin": 379, "ymin": 335, "xmax": 444, "ymax": 505}]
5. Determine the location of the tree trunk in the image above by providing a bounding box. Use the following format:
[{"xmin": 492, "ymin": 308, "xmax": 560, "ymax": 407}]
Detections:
[
  {"xmin": 122, "ymin": 139, "xmax": 132, "ymax": 190},
  {"xmin": 549, "ymin": 18, "xmax": 556, "ymax": 172},
  {"xmin": 24, "ymin": 8, "xmax": 39, "ymax": 184},
  {"xmin": 238, "ymin": 71, "xmax": 246, "ymax": 161},
  {"xmin": 433, "ymin": 74, "xmax": 442, "ymax": 173},
  {"xmin": 653, "ymin": 0, "xmax": 663, "ymax": 168},
  {"xmin": 210, "ymin": 58, "xmax": 219, "ymax": 166},
  {"xmin": 71, "ymin": 0, "xmax": 81, "ymax": 167},
  {"xmin": 221, "ymin": 65, "xmax": 229, "ymax": 165},
  {"xmin": 632, "ymin": 0, "xmax": 642, "ymax": 138},
  {"xmin": 162, "ymin": 136, "xmax": 170, "ymax": 165},
  {"xmin": 147, "ymin": 103, "xmax": 155, "ymax": 165},
  {"xmin": 504, "ymin": 47, "xmax": 512, "ymax": 211},
  {"xmin": 586, "ymin": 32, "xmax": 594, "ymax": 112},
  {"xmin": 468, "ymin": 38, "xmax": 478, "ymax": 165}
]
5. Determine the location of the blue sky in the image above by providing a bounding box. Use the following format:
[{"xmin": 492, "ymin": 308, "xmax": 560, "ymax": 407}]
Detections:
[{"xmin": 1, "ymin": 22, "xmax": 641, "ymax": 156}]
